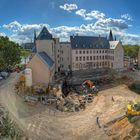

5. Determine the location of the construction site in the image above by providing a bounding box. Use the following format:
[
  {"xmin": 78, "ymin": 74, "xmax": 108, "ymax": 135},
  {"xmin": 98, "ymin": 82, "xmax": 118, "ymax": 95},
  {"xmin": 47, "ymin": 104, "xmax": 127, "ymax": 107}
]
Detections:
[{"xmin": 3, "ymin": 69, "xmax": 138, "ymax": 140}]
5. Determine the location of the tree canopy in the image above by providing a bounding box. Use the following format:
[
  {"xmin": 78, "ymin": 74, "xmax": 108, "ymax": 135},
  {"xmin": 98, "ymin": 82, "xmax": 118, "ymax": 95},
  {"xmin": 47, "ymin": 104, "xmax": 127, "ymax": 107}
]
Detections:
[
  {"xmin": 0, "ymin": 36, "xmax": 21, "ymax": 70},
  {"xmin": 123, "ymin": 45, "xmax": 140, "ymax": 59}
]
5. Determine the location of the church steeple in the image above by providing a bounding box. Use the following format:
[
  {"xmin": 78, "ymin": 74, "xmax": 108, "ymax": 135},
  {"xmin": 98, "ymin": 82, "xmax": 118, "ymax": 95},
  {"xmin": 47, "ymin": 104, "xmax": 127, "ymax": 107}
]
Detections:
[
  {"xmin": 109, "ymin": 29, "xmax": 113, "ymax": 41},
  {"xmin": 34, "ymin": 30, "xmax": 36, "ymax": 43}
]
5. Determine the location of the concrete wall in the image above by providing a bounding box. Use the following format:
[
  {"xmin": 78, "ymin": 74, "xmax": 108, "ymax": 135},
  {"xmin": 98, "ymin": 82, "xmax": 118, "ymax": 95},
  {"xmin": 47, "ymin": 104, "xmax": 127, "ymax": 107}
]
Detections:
[{"xmin": 26, "ymin": 55, "xmax": 54, "ymax": 85}]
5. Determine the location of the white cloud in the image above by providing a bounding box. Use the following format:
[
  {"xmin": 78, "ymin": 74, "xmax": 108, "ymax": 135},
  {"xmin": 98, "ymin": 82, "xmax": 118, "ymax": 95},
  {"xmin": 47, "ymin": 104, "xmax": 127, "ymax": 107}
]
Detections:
[
  {"xmin": 76, "ymin": 9, "xmax": 105, "ymax": 20},
  {"xmin": 3, "ymin": 21, "xmax": 50, "ymax": 43},
  {"xmin": 0, "ymin": 32, "xmax": 6, "ymax": 37},
  {"xmin": 95, "ymin": 18, "xmax": 128, "ymax": 30},
  {"xmin": 121, "ymin": 14, "xmax": 133, "ymax": 21},
  {"xmin": 3, "ymin": 20, "xmax": 140, "ymax": 45},
  {"xmin": 59, "ymin": 3, "xmax": 78, "ymax": 12},
  {"xmin": 75, "ymin": 9, "xmax": 86, "ymax": 18}
]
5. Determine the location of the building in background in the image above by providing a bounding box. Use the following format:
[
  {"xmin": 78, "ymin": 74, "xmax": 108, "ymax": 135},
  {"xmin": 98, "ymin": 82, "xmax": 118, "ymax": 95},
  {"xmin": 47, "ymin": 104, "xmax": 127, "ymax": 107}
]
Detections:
[
  {"xmin": 26, "ymin": 27, "xmax": 124, "ymax": 84},
  {"xmin": 71, "ymin": 32, "xmax": 124, "ymax": 71},
  {"xmin": 124, "ymin": 56, "xmax": 134, "ymax": 70}
]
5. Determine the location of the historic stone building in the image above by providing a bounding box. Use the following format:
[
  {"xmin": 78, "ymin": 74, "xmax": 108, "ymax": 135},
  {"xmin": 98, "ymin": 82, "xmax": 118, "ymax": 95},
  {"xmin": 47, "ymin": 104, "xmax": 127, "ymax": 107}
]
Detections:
[
  {"xmin": 27, "ymin": 27, "xmax": 124, "ymax": 84},
  {"xmin": 71, "ymin": 35, "xmax": 124, "ymax": 71}
]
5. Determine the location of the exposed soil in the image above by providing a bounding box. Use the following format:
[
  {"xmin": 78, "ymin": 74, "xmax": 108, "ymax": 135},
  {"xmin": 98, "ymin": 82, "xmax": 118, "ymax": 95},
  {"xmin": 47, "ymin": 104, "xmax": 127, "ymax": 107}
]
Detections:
[{"xmin": 0, "ymin": 73, "xmax": 140, "ymax": 140}]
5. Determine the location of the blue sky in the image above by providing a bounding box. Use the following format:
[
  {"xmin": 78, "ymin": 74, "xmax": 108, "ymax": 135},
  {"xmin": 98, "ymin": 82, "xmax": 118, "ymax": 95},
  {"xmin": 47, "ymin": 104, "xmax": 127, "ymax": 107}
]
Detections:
[{"xmin": 0, "ymin": 0, "xmax": 140, "ymax": 44}]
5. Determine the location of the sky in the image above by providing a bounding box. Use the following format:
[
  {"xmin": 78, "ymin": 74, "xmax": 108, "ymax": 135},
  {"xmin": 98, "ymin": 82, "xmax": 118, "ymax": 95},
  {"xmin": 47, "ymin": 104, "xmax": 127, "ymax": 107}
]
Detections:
[{"xmin": 0, "ymin": 0, "xmax": 140, "ymax": 44}]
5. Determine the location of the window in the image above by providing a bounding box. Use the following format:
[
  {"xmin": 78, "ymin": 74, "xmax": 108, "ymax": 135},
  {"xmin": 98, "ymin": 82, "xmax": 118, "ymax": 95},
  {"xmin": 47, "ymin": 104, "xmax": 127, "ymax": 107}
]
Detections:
[
  {"xmin": 83, "ymin": 50, "xmax": 85, "ymax": 54},
  {"xmin": 102, "ymin": 56, "xmax": 104, "ymax": 60},
  {"xmin": 90, "ymin": 50, "xmax": 92, "ymax": 54},
  {"xmin": 76, "ymin": 57, "xmax": 78, "ymax": 61},
  {"xmin": 93, "ymin": 56, "xmax": 95, "ymax": 60},
  {"xmin": 100, "ymin": 50, "xmax": 101, "ymax": 53},
  {"xmin": 102, "ymin": 50, "xmax": 104, "ymax": 53},
  {"xmin": 87, "ymin": 56, "xmax": 89, "ymax": 60},
  {"xmin": 79, "ymin": 57, "xmax": 82, "ymax": 61},
  {"xmin": 57, "ymin": 55, "xmax": 59, "ymax": 58},
  {"xmin": 62, "ymin": 50, "xmax": 63, "ymax": 54},
  {"xmin": 58, "ymin": 49, "xmax": 59, "ymax": 52},
  {"xmin": 97, "ymin": 56, "xmax": 98, "ymax": 60},
  {"xmin": 90, "ymin": 56, "xmax": 92, "ymax": 60},
  {"xmin": 80, "ymin": 51, "xmax": 82, "ymax": 54},
  {"xmin": 113, "ymin": 56, "xmax": 114, "ymax": 60},
  {"xmin": 87, "ymin": 50, "xmax": 89, "ymax": 54},
  {"xmin": 111, "ymin": 63, "xmax": 113, "ymax": 68},
  {"xmin": 83, "ymin": 56, "xmax": 85, "ymax": 61},
  {"xmin": 76, "ymin": 50, "xmax": 78, "ymax": 54},
  {"xmin": 97, "ymin": 51, "xmax": 98, "ymax": 53},
  {"xmin": 100, "ymin": 56, "xmax": 101, "ymax": 60}
]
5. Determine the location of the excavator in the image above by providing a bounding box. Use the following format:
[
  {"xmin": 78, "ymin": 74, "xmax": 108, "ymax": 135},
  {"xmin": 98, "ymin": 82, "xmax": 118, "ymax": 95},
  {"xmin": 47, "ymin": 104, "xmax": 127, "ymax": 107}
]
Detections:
[
  {"xmin": 82, "ymin": 80, "xmax": 98, "ymax": 95},
  {"xmin": 126, "ymin": 101, "xmax": 140, "ymax": 123}
]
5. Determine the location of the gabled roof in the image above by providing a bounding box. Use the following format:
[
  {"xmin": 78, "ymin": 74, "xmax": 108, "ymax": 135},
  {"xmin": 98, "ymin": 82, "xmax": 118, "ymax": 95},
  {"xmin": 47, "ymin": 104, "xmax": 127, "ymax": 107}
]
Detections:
[
  {"xmin": 37, "ymin": 26, "xmax": 52, "ymax": 40},
  {"xmin": 37, "ymin": 51, "xmax": 54, "ymax": 68},
  {"xmin": 70, "ymin": 36, "xmax": 110, "ymax": 49},
  {"xmin": 109, "ymin": 41, "xmax": 119, "ymax": 49}
]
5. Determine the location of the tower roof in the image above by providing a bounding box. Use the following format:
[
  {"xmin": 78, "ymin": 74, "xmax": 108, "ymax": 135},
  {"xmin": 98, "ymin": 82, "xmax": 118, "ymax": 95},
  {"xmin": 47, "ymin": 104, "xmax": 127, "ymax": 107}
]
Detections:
[
  {"xmin": 109, "ymin": 29, "xmax": 113, "ymax": 41},
  {"xmin": 70, "ymin": 35, "xmax": 110, "ymax": 49},
  {"xmin": 37, "ymin": 26, "xmax": 52, "ymax": 40}
]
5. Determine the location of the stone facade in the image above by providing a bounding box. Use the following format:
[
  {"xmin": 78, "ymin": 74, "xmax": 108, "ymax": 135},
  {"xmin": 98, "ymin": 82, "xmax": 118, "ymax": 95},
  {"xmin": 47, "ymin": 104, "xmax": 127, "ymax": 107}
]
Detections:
[{"xmin": 30, "ymin": 27, "xmax": 124, "ymax": 76}]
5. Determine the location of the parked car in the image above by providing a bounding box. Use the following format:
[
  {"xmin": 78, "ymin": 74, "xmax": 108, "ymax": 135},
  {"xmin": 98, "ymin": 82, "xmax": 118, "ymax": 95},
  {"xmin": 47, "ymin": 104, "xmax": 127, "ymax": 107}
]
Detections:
[
  {"xmin": 0, "ymin": 76, "xmax": 3, "ymax": 80},
  {"xmin": 0, "ymin": 72, "xmax": 9, "ymax": 79}
]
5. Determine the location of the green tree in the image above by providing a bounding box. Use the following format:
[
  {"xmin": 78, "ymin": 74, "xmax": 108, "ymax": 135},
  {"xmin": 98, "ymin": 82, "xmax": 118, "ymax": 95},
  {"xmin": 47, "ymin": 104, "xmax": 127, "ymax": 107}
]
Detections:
[
  {"xmin": 0, "ymin": 36, "xmax": 21, "ymax": 70},
  {"xmin": 123, "ymin": 45, "xmax": 140, "ymax": 60}
]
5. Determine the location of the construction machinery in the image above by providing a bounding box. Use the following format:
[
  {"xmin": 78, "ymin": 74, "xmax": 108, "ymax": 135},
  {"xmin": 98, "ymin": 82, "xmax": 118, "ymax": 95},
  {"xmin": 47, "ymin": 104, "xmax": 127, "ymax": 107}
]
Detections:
[
  {"xmin": 82, "ymin": 80, "xmax": 98, "ymax": 95},
  {"xmin": 126, "ymin": 101, "xmax": 140, "ymax": 123},
  {"xmin": 127, "ymin": 101, "xmax": 140, "ymax": 115}
]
